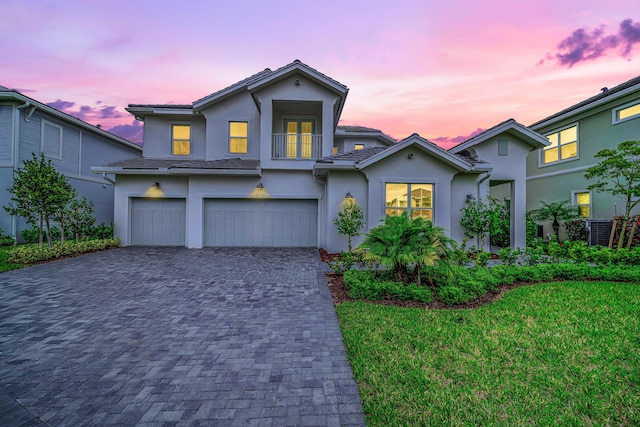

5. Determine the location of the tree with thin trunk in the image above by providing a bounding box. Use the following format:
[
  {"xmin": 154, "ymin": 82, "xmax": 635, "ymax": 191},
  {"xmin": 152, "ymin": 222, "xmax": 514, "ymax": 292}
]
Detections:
[
  {"xmin": 3, "ymin": 153, "xmax": 73, "ymax": 247},
  {"xmin": 585, "ymin": 140, "xmax": 640, "ymax": 248},
  {"xmin": 333, "ymin": 196, "xmax": 365, "ymax": 252},
  {"xmin": 531, "ymin": 200, "xmax": 579, "ymax": 239}
]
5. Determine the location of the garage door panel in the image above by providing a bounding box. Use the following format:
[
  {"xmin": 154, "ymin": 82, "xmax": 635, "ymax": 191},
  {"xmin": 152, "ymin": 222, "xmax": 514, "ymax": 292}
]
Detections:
[
  {"xmin": 131, "ymin": 199, "xmax": 186, "ymax": 246},
  {"xmin": 204, "ymin": 199, "xmax": 317, "ymax": 247}
]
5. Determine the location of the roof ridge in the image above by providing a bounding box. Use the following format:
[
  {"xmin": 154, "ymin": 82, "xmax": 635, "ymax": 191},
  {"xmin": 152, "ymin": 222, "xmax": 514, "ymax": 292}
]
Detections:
[{"xmin": 530, "ymin": 75, "xmax": 640, "ymax": 127}]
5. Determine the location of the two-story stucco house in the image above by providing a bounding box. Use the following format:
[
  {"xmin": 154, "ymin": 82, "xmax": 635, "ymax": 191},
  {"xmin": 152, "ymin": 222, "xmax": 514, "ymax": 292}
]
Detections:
[
  {"xmin": 94, "ymin": 60, "xmax": 548, "ymax": 252},
  {"xmin": 526, "ymin": 75, "xmax": 640, "ymax": 238},
  {"xmin": 0, "ymin": 86, "xmax": 142, "ymax": 241}
]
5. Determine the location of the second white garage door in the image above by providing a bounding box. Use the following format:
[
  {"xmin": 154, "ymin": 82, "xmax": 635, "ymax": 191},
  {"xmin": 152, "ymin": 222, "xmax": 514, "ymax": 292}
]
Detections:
[{"xmin": 204, "ymin": 199, "xmax": 318, "ymax": 247}]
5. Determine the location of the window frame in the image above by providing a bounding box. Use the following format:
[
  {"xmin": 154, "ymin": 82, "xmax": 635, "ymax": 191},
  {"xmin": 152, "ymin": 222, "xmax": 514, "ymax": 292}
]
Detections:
[
  {"xmin": 229, "ymin": 121, "xmax": 249, "ymax": 154},
  {"xmin": 171, "ymin": 124, "xmax": 191, "ymax": 156},
  {"xmin": 41, "ymin": 120, "xmax": 63, "ymax": 160},
  {"xmin": 539, "ymin": 123, "xmax": 579, "ymax": 167},
  {"xmin": 572, "ymin": 190, "xmax": 592, "ymax": 219},
  {"xmin": 354, "ymin": 144, "xmax": 365, "ymax": 151},
  {"xmin": 612, "ymin": 100, "xmax": 640, "ymax": 125},
  {"xmin": 384, "ymin": 182, "xmax": 435, "ymax": 221}
]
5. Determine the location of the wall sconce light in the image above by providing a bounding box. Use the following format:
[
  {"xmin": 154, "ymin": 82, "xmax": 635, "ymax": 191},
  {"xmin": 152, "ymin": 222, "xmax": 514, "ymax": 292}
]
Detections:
[
  {"xmin": 143, "ymin": 181, "xmax": 165, "ymax": 198},
  {"xmin": 345, "ymin": 191, "xmax": 353, "ymax": 199},
  {"xmin": 295, "ymin": 79, "xmax": 300, "ymax": 86},
  {"xmin": 466, "ymin": 193, "xmax": 475, "ymax": 202},
  {"xmin": 407, "ymin": 153, "xmax": 414, "ymax": 159},
  {"xmin": 250, "ymin": 182, "xmax": 270, "ymax": 198}
]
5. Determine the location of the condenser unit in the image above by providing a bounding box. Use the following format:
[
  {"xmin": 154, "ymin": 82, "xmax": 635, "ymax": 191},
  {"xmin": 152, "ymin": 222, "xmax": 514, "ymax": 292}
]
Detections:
[{"xmin": 586, "ymin": 220, "xmax": 613, "ymax": 246}]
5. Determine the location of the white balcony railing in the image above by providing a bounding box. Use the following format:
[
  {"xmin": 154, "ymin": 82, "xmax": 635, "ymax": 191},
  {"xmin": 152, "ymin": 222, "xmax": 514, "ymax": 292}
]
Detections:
[{"xmin": 272, "ymin": 133, "xmax": 322, "ymax": 159}]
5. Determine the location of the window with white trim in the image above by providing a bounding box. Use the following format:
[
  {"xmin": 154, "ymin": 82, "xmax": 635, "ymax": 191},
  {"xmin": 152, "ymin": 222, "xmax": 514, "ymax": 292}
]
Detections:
[
  {"xmin": 172, "ymin": 124, "xmax": 191, "ymax": 156},
  {"xmin": 42, "ymin": 121, "xmax": 62, "ymax": 159},
  {"xmin": 613, "ymin": 101, "xmax": 640, "ymax": 124},
  {"xmin": 229, "ymin": 121, "xmax": 248, "ymax": 154},
  {"xmin": 573, "ymin": 191, "xmax": 591, "ymax": 218},
  {"xmin": 354, "ymin": 144, "xmax": 364, "ymax": 151},
  {"xmin": 385, "ymin": 183, "xmax": 433, "ymax": 219},
  {"xmin": 542, "ymin": 124, "xmax": 578, "ymax": 165}
]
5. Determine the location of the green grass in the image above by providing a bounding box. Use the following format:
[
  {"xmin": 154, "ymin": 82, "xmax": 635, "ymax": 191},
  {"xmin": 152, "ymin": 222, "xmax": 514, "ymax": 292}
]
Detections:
[
  {"xmin": 337, "ymin": 281, "xmax": 640, "ymax": 426},
  {"xmin": 0, "ymin": 246, "xmax": 24, "ymax": 272}
]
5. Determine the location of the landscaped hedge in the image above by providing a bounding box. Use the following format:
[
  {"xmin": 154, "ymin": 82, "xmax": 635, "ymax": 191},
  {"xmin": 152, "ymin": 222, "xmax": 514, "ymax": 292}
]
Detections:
[
  {"xmin": 344, "ymin": 263, "xmax": 640, "ymax": 306},
  {"xmin": 7, "ymin": 238, "xmax": 120, "ymax": 264},
  {"xmin": 343, "ymin": 270, "xmax": 433, "ymax": 303}
]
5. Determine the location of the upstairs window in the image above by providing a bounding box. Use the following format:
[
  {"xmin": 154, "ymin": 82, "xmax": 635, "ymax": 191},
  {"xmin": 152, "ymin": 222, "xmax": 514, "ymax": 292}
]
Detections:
[
  {"xmin": 229, "ymin": 121, "xmax": 248, "ymax": 154},
  {"xmin": 542, "ymin": 124, "xmax": 577, "ymax": 165},
  {"xmin": 332, "ymin": 146, "xmax": 338, "ymax": 155},
  {"xmin": 385, "ymin": 183, "xmax": 433, "ymax": 220},
  {"xmin": 354, "ymin": 144, "xmax": 365, "ymax": 151},
  {"xmin": 573, "ymin": 191, "xmax": 591, "ymax": 218},
  {"xmin": 172, "ymin": 124, "xmax": 191, "ymax": 156},
  {"xmin": 613, "ymin": 101, "xmax": 640, "ymax": 124},
  {"xmin": 42, "ymin": 121, "xmax": 62, "ymax": 159}
]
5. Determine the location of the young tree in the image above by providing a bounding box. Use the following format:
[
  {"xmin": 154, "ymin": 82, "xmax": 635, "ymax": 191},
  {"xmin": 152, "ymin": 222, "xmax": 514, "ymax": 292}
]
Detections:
[
  {"xmin": 585, "ymin": 140, "xmax": 640, "ymax": 248},
  {"xmin": 530, "ymin": 200, "xmax": 579, "ymax": 239},
  {"xmin": 460, "ymin": 198, "xmax": 491, "ymax": 250},
  {"xmin": 3, "ymin": 153, "xmax": 73, "ymax": 247},
  {"xmin": 333, "ymin": 196, "xmax": 364, "ymax": 252},
  {"xmin": 67, "ymin": 190, "xmax": 96, "ymax": 243}
]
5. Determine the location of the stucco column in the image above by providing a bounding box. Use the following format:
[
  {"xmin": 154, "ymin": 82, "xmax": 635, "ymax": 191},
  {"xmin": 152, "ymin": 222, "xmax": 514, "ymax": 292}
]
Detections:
[
  {"xmin": 259, "ymin": 99, "xmax": 273, "ymax": 164},
  {"xmin": 511, "ymin": 178, "xmax": 526, "ymax": 249},
  {"xmin": 322, "ymin": 101, "xmax": 335, "ymax": 157},
  {"xmin": 187, "ymin": 177, "xmax": 203, "ymax": 249}
]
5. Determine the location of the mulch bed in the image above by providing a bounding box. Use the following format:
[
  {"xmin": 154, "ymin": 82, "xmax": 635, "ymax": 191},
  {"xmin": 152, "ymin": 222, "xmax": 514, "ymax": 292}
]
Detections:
[{"xmin": 321, "ymin": 249, "xmax": 535, "ymax": 310}]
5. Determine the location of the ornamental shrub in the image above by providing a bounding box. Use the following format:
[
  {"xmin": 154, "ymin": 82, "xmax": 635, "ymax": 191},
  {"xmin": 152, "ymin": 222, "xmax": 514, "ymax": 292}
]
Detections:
[{"xmin": 7, "ymin": 238, "xmax": 120, "ymax": 264}]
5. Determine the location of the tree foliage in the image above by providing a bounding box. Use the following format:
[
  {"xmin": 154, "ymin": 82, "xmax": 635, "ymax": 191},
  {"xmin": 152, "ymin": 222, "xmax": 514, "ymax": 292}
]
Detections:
[
  {"xmin": 359, "ymin": 213, "xmax": 451, "ymax": 285},
  {"xmin": 585, "ymin": 140, "xmax": 640, "ymax": 247},
  {"xmin": 530, "ymin": 200, "xmax": 579, "ymax": 239},
  {"xmin": 333, "ymin": 196, "xmax": 365, "ymax": 252},
  {"xmin": 67, "ymin": 189, "xmax": 96, "ymax": 243},
  {"xmin": 3, "ymin": 153, "xmax": 74, "ymax": 247},
  {"xmin": 460, "ymin": 197, "xmax": 491, "ymax": 250}
]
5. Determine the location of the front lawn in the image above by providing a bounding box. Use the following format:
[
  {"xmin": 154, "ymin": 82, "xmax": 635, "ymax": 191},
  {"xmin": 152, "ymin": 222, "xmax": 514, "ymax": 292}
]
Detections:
[{"xmin": 337, "ymin": 281, "xmax": 640, "ymax": 426}]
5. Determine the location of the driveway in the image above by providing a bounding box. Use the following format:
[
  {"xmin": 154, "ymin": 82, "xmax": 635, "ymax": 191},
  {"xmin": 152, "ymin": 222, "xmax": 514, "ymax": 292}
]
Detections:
[{"xmin": 0, "ymin": 247, "xmax": 365, "ymax": 426}]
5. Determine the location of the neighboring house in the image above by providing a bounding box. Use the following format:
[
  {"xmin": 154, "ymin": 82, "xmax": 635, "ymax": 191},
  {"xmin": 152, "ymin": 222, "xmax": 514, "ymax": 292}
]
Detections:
[
  {"xmin": 0, "ymin": 86, "xmax": 142, "ymax": 241},
  {"xmin": 526, "ymin": 75, "xmax": 640, "ymax": 238},
  {"xmin": 93, "ymin": 60, "xmax": 547, "ymax": 252}
]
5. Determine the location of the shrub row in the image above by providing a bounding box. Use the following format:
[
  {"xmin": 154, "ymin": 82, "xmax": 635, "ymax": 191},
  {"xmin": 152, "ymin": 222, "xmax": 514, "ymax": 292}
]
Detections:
[
  {"xmin": 8, "ymin": 238, "xmax": 120, "ymax": 264},
  {"xmin": 344, "ymin": 263, "xmax": 640, "ymax": 306},
  {"xmin": 343, "ymin": 270, "xmax": 433, "ymax": 303}
]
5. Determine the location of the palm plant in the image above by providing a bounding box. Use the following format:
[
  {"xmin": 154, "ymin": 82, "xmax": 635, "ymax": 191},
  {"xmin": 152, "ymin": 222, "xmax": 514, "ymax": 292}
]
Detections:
[
  {"xmin": 531, "ymin": 200, "xmax": 579, "ymax": 239},
  {"xmin": 359, "ymin": 213, "xmax": 451, "ymax": 285}
]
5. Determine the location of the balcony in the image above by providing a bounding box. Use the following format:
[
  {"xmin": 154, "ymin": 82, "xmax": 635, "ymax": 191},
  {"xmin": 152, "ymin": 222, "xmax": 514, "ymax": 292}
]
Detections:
[{"xmin": 272, "ymin": 133, "xmax": 322, "ymax": 160}]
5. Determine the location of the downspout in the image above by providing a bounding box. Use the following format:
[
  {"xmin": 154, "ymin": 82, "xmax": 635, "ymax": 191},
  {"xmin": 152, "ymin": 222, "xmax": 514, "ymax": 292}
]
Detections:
[
  {"xmin": 102, "ymin": 173, "xmax": 116, "ymax": 185},
  {"xmin": 11, "ymin": 101, "xmax": 32, "ymax": 240}
]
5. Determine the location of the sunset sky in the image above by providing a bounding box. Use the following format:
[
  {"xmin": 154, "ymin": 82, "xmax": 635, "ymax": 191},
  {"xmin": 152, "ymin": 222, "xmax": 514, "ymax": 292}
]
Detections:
[{"xmin": 2, "ymin": 0, "xmax": 639, "ymax": 148}]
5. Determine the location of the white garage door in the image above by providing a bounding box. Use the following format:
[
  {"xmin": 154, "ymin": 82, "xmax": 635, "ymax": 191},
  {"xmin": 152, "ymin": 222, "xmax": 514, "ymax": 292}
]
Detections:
[
  {"xmin": 204, "ymin": 199, "xmax": 318, "ymax": 247},
  {"xmin": 130, "ymin": 198, "xmax": 186, "ymax": 246}
]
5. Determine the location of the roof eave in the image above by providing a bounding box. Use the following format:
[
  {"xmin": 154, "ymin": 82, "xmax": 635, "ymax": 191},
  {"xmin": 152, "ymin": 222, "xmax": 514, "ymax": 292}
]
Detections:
[
  {"xmin": 92, "ymin": 166, "xmax": 261, "ymax": 176},
  {"xmin": 1, "ymin": 91, "xmax": 142, "ymax": 152}
]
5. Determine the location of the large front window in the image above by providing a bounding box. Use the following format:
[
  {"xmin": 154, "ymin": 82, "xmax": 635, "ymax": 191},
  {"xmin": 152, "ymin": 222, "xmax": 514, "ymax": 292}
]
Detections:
[
  {"xmin": 385, "ymin": 183, "xmax": 433, "ymax": 219},
  {"xmin": 229, "ymin": 121, "xmax": 248, "ymax": 154},
  {"xmin": 172, "ymin": 124, "xmax": 191, "ymax": 156},
  {"xmin": 542, "ymin": 125, "xmax": 577, "ymax": 164}
]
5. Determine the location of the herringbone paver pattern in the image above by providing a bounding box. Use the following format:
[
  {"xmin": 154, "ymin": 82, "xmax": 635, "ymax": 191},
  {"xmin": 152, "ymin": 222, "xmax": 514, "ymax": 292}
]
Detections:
[{"xmin": 0, "ymin": 247, "xmax": 365, "ymax": 426}]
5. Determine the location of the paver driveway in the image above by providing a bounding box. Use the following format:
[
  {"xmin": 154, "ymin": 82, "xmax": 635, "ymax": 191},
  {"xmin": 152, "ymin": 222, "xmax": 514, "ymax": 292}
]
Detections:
[{"xmin": 0, "ymin": 247, "xmax": 365, "ymax": 426}]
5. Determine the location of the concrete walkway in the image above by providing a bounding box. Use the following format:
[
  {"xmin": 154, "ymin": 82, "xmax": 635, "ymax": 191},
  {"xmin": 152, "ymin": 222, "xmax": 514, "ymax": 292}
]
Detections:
[{"xmin": 0, "ymin": 247, "xmax": 365, "ymax": 426}]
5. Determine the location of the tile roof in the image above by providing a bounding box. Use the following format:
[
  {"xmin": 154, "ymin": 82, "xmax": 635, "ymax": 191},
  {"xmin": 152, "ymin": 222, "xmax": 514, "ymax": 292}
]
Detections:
[
  {"xmin": 530, "ymin": 75, "xmax": 640, "ymax": 127},
  {"xmin": 127, "ymin": 104, "xmax": 193, "ymax": 109},
  {"xmin": 192, "ymin": 68, "xmax": 273, "ymax": 106},
  {"xmin": 317, "ymin": 146, "xmax": 387, "ymax": 163},
  {"xmin": 106, "ymin": 158, "xmax": 260, "ymax": 170},
  {"xmin": 336, "ymin": 125, "xmax": 384, "ymax": 133}
]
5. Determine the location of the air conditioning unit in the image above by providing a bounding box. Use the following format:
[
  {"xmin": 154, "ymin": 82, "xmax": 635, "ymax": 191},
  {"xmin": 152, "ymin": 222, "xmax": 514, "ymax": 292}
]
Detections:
[{"xmin": 586, "ymin": 220, "xmax": 613, "ymax": 246}]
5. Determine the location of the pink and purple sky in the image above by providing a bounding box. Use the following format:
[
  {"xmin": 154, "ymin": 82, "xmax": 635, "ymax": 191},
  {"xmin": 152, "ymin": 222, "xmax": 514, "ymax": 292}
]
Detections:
[{"xmin": 2, "ymin": 0, "xmax": 639, "ymax": 148}]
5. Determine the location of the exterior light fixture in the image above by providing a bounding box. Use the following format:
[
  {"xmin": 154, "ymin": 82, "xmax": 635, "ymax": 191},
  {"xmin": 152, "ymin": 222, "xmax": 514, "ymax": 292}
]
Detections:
[
  {"xmin": 249, "ymin": 182, "xmax": 269, "ymax": 198},
  {"xmin": 345, "ymin": 191, "xmax": 353, "ymax": 199},
  {"xmin": 143, "ymin": 181, "xmax": 165, "ymax": 198}
]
